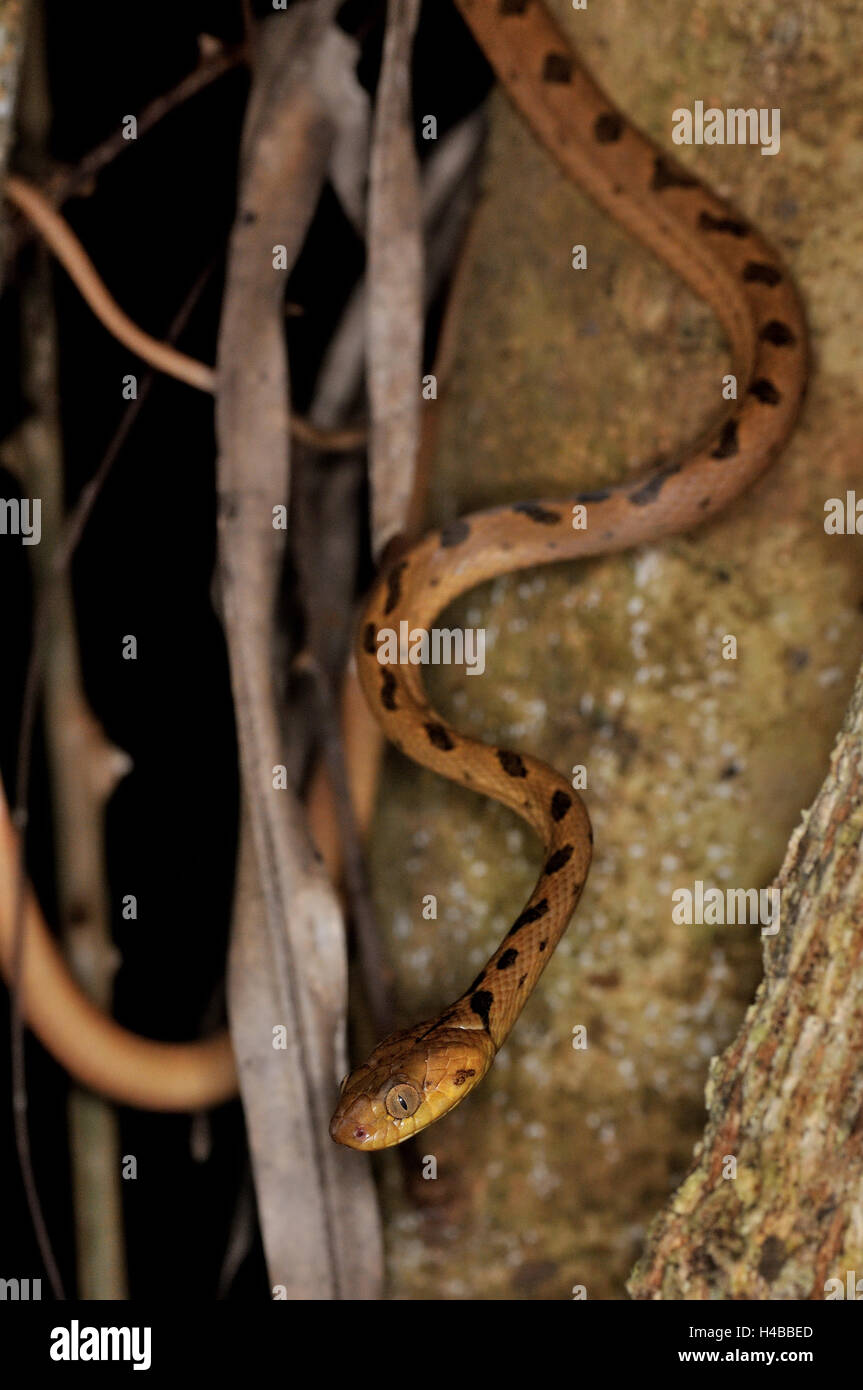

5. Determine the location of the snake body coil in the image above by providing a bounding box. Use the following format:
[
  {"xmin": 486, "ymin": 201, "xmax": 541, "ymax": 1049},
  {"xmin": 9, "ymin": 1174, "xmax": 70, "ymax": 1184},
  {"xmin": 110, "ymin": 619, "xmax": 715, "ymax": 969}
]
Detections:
[{"xmin": 329, "ymin": 0, "xmax": 807, "ymax": 1150}]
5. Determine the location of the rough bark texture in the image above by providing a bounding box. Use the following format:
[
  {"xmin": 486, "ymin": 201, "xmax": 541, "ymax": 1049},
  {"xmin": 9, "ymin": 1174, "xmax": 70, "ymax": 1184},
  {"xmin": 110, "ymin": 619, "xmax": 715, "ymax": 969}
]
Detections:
[{"xmin": 628, "ymin": 662, "xmax": 863, "ymax": 1299}]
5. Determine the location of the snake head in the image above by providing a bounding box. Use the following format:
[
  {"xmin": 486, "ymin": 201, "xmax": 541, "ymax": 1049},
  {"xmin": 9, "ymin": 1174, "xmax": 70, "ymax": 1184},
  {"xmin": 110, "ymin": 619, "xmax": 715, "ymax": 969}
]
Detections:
[{"xmin": 329, "ymin": 1022, "xmax": 496, "ymax": 1151}]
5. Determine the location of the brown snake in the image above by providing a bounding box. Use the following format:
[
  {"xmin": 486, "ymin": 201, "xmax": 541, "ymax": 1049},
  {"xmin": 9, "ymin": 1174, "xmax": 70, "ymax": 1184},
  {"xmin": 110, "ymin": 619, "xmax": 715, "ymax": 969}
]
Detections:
[
  {"xmin": 0, "ymin": 1, "xmax": 806, "ymax": 1129},
  {"xmin": 329, "ymin": 0, "xmax": 808, "ymax": 1149}
]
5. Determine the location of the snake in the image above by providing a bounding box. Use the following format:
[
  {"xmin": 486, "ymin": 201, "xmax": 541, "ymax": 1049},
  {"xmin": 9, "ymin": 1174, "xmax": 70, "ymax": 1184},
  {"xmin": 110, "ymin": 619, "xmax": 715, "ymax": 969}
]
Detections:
[
  {"xmin": 0, "ymin": 0, "xmax": 806, "ymax": 1130},
  {"xmin": 328, "ymin": 0, "xmax": 808, "ymax": 1150}
]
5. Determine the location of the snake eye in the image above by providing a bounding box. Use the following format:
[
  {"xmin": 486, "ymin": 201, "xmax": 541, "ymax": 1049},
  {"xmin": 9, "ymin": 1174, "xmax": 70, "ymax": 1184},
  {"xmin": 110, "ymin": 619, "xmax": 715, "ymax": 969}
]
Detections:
[{"xmin": 384, "ymin": 1081, "xmax": 421, "ymax": 1119}]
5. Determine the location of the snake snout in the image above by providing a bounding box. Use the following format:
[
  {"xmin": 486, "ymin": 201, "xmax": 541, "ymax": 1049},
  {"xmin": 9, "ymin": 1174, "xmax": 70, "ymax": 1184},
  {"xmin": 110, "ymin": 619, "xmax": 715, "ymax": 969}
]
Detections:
[{"xmin": 329, "ymin": 1095, "xmax": 376, "ymax": 1149}]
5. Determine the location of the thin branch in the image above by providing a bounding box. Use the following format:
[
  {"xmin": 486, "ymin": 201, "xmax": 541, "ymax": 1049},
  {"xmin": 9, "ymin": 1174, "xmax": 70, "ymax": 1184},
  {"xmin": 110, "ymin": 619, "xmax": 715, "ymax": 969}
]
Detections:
[
  {"xmin": 47, "ymin": 41, "xmax": 248, "ymax": 205},
  {"xmin": 304, "ymin": 113, "xmax": 486, "ymax": 832},
  {"xmin": 4, "ymin": 174, "xmax": 367, "ymax": 450},
  {"xmin": 10, "ymin": 621, "xmax": 65, "ymax": 1300},
  {"xmin": 8, "ymin": 224, "xmax": 131, "ymax": 1299},
  {"xmin": 294, "ymin": 651, "xmax": 395, "ymax": 1037},
  {"xmin": 366, "ymin": 0, "xmax": 423, "ymax": 558},
  {"xmin": 1, "ymin": 0, "xmax": 64, "ymax": 1299},
  {"xmin": 239, "ymin": 1, "xmax": 255, "ymax": 52},
  {"xmin": 0, "ymin": 0, "xmax": 28, "ymax": 279},
  {"xmin": 7, "ymin": 260, "xmax": 220, "ymax": 1295},
  {"xmin": 215, "ymin": 0, "xmax": 382, "ymax": 1300},
  {"xmin": 304, "ymin": 115, "xmax": 486, "ymax": 1026}
]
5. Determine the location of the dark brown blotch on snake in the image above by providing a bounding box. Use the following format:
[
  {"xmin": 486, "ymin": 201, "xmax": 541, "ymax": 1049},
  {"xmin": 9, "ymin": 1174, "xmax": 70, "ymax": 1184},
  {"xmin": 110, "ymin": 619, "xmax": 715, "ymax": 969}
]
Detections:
[
  {"xmin": 544, "ymin": 845, "xmax": 574, "ymax": 875},
  {"xmin": 595, "ymin": 112, "xmax": 623, "ymax": 143},
  {"xmin": 384, "ymin": 561, "xmax": 408, "ymax": 615},
  {"xmin": 508, "ymin": 899, "xmax": 550, "ymax": 936},
  {"xmin": 629, "ymin": 463, "xmax": 682, "ymax": 506},
  {"xmin": 651, "ymin": 155, "xmax": 698, "ymax": 191},
  {"xmin": 380, "ymin": 671, "xmax": 398, "ymax": 710},
  {"xmin": 440, "ymin": 518, "xmax": 471, "ymax": 548},
  {"xmin": 698, "ymin": 211, "xmax": 748, "ymax": 237},
  {"xmin": 743, "ymin": 261, "xmax": 782, "ymax": 286},
  {"xmin": 711, "ymin": 420, "xmax": 740, "ymax": 459},
  {"xmin": 749, "ymin": 378, "xmax": 781, "ymax": 405},
  {"xmin": 543, "ymin": 52, "xmax": 573, "ymax": 83},
  {"xmin": 452, "ymin": 1068, "xmax": 477, "ymax": 1087},
  {"xmin": 470, "ymin": 990, "xmax": 494, "ymax": 1028},
  {"xmin": 498, "ymin": 749, "xmax": 528, "ymax": 777},
  {"xmin": 512, "ymin": 502, "xmax": 561, "ymax": 525},
  {"xmin": 760, "ymin": 320, "xmax": 796, "ymax": 347},
  {"xmin": 425, "ymin": 721, "xmax": 455, "ymax": 751}
]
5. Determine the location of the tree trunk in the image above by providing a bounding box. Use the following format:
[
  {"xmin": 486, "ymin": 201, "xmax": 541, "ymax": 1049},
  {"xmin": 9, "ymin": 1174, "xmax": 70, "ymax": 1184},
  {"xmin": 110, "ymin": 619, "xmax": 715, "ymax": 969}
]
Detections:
[{"xmin": 629, "ymin": 661, "xmax": 863, "ymax": 1300}]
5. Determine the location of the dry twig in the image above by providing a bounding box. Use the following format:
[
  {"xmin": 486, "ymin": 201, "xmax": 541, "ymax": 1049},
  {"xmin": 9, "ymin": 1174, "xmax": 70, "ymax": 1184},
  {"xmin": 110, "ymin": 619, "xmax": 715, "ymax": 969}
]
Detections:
[
  {"xmin": 4, "ymin": 174, "xmax": 366, "ymax": 451},
  {"xmin": 366, "ymin": 0, "xmax": 423, "ymax": 558},
  {"xmin": 215, "ymin": 1, "xmax": 382, "ymax": 1299}
]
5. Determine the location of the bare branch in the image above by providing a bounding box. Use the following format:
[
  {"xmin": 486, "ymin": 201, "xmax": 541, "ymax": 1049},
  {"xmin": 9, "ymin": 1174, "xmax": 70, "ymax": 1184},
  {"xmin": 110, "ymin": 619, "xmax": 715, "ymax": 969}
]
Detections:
[
  {"xmin": 366, "ymin": 0, "xmax": 423, "ymax": 558},
  {"xmin": 215, "ymin": 1, "xmax": 382, "ymax": 1300},
  {"xmin": 4, "ymin": 175, "xmax": 365, "ymax": 450}
]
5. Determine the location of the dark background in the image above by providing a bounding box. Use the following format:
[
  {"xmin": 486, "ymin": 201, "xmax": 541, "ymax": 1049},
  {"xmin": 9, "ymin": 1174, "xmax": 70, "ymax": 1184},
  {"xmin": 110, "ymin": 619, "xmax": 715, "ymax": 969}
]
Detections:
[{"xmin": 0, "ymin": 0, "xmax": 490, "ymax": 1299}]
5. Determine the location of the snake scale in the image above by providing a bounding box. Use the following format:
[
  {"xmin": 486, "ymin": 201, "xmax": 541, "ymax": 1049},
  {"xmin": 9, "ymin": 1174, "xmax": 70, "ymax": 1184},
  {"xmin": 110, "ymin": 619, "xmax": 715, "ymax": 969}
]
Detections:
[{"xmin": 329, "ymin": 0, "xmax": 807, "ymax": 1149}]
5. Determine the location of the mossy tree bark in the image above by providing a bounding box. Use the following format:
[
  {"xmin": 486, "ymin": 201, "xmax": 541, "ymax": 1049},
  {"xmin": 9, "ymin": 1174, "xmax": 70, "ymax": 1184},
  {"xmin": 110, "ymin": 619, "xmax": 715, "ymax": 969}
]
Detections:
[{"xmin": 629, "ymin": 662, "xmax": 863, "ymax": 1300}]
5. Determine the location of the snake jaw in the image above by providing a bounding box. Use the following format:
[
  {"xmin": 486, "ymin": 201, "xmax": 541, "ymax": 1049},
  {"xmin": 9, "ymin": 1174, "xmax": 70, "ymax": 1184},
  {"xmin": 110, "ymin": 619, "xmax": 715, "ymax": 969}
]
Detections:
[{"xmin": 330, "ymin": 1025, "xmax": 496, "ymax": 1151}]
